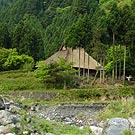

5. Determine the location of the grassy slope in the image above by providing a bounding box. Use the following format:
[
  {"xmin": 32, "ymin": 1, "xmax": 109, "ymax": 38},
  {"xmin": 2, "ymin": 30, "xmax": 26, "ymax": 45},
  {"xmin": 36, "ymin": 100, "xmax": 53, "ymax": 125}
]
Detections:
[
  {"xmin": 0, "ymin": 70, "xmax": 44, "ymax": 92},
  {"xmin": 0, "ymin": 70, "xmax": 135, "ymax": 100}
]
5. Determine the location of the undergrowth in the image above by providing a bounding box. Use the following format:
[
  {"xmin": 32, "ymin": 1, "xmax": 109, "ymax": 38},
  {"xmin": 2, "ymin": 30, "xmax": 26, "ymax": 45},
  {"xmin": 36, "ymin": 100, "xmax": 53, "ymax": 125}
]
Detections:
[{"xmin": 99, "ymin": 100, "xmax": 135, "ymax": 120}]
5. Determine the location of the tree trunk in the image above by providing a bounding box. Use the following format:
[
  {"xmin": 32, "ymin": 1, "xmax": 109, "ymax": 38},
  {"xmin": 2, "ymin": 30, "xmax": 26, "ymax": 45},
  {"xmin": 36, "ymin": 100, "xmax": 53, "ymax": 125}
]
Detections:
[
  {"xmin": 119, "ymin": 45, "xmax": 122, "ymax": 79},
  {"xmin": 112, "ymin": 32, "xmax": 115, "ymax": 82},
  {"xmin": 88, "ymin": 53, "xmax": 90, "ymax": 82},
  {"xmin": 123, "ymin": 46, "xmax": 126, "ymax": 85},
  {"xmin": 103, "ymin": 57, "xmax": 105, "ymax": 83},
  {"xmin": 115, "ymin": 45, "xmax": 118, "ymax": 80},
  {"xmin": 78, "ymin": 47, "xmax": 81, "ymax": 77},
  {"xmin": 63, "ymin": 80, "xmax": 66, "ymax": 89},
  {"xmin": 72, "ymin": 48, "xmax": 73, "ymax": 67},
  {"xmin": 91, "ymin": 70, "xmax": 99, "ymax": 85},
  {"xmin": 83, "ymin": 48, "xmax": 85, "ymax": 78},
  {"xmin": 100, "ymin": 58, "xmax": 102, "ymax": 84}
]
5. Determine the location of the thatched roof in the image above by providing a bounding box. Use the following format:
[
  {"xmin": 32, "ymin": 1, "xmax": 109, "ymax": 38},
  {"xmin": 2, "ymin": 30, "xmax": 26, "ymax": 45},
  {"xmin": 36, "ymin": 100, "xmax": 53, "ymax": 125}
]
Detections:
[{"xmin": 43, "ymin": 46, "xmax": 104, "ymax": 70}]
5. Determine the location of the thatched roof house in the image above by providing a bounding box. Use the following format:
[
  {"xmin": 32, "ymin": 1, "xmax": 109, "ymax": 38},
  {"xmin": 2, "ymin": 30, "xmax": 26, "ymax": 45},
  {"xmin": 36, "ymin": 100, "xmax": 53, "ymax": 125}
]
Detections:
[{"xmin": 43, "ymin": 46, "xmax": 104, "ymax": 76}]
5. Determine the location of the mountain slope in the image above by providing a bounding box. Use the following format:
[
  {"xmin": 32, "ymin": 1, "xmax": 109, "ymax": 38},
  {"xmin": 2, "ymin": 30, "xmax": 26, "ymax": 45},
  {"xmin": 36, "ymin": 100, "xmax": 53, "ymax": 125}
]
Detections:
[{"xmin": 0, "ymin": 0, "xmax": 99, "ymax": 59}]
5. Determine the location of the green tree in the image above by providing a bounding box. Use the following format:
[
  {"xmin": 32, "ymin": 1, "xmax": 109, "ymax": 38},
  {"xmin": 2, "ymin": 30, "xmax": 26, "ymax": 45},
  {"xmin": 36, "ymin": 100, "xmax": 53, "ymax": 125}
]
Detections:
[
  {"xmin": 105, "ymin": 45, "xmax": 124, "ymax": 76},
  {"xmin": 105, "ymin": 45, "xmax": 135, "ymax": 76},
  {"xmin": 12, "ymin": 14, "xmax": 44, "ymax": 61},
  {"xmin": 0, "ymin": 23, "xmax": 11, "ymax": 48},
  {"xmin": 65, "ymin": 15, "xmax": 93, "ymax": 50},
  {"xmin": 35, "ymin": 58, "xmax": 77, "ymax": 89},
  {"xmin": 0, "ymin": 48, "xmax": 34, "ymax": 71},
  {"xmin": 0, "ymin": 48, "xmax": 10, "ymax": 71}
]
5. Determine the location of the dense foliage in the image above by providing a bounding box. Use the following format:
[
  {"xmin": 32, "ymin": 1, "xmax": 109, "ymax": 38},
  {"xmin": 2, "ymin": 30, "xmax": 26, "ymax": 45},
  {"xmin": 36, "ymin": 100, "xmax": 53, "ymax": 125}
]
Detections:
[
  {"xmin": 0, "ymin": 48, "xmax": 34, "ymax": 71},
  {"xmin": 35, "ymin": 58, "xmax": 78, "ymax": 89},
  {"xmin": 0, "ymin": 0, "xmax": 135, "ymax": 77}
]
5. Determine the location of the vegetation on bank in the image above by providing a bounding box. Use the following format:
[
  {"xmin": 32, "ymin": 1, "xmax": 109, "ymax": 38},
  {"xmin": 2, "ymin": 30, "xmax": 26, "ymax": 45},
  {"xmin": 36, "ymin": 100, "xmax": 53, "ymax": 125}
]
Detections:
[
  {"xmin": 99, "ymin": 100, "xmax": 135, "ymax": 120},
  {"xmin": 0, "ymin": 70, "xmax": 135, "ymax": 103},
  {"xmin": 12, "ymin": 110, "xmax": 91, "ymax": 135}
]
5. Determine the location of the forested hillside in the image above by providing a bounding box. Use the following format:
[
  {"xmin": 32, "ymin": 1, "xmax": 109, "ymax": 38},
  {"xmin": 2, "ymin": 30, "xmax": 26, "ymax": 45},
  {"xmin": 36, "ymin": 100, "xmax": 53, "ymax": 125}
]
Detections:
[{"xmin": 0, "ymin": 0, "xmax": 135, "ymax": 77}]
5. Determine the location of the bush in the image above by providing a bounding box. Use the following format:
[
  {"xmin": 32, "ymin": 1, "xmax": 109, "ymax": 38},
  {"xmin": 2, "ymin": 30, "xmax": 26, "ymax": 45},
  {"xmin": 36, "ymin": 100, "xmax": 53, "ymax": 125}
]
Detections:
[
  {"xmin": 35, "ymin": 58, "xmax": 78, "ymax": 89},
  {"xmin": 0, "ymin": 48, "xmax": 34, "ymax": 71}
]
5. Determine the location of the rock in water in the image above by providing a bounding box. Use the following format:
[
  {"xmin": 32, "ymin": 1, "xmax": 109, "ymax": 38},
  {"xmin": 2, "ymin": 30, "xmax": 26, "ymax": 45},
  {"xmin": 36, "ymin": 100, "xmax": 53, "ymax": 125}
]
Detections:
[{"xmin": 103, "ymin": 118, "xmax": 130, "ymax": 135}]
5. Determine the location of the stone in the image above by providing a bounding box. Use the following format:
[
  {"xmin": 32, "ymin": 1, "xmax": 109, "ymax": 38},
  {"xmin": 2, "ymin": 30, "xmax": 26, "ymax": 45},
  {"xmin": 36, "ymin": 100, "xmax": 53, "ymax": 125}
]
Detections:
[
  {"xmin": 98, "ymin": 120, "xmax": 107, "ymax": 128},
  {"xmin": 9, "ymin": 104, "xmax": 21, "ymax": 113},
  {"xmin": 31, "ymin": 106, "xmax": 36, "ymax": 111},
  {"xmin": 0, "ymin": 126, "xmax": 10, "ymax": 134},
  {"xmin": 128, "ymin": 117, "xmax": 135, "ymax": 134},
  {"xmin": 128, "ymin": 117, "xmax": 135, "ymax": 128},
  {"xmin": 23, "ymin": 131, "xmax": 29, "ymax": 134},
  {"xmin": 90, "ymin": 126, "xmax": 103, "ymax": 135},
  {"xmin": 79, "ymin": 126, "xmax": 84, "ymax": 130},
  {"xmin": 103, "ymin": 118, "xmax": 130, "ymax": 135},
  {"xmin": 46, "ymin": 133, "xmax": 55, "ymax": 135},
  {"xmin": 5, "ymin": 133, "xmax": 16, "ymax": 135},
  {"xmin": 0, "ymin": 96, "xmax": 5, "ymax": 110},
  {"xmin": 30, "ymin": 133, "xmax": 40, "ymax": 135},
  {"xmin": 0, "ymin": 110, "xmax": 21, "ymax": 125},
  {"xmin": 0, "ymin": 111, "xmax": 13, "ymax": 125}
]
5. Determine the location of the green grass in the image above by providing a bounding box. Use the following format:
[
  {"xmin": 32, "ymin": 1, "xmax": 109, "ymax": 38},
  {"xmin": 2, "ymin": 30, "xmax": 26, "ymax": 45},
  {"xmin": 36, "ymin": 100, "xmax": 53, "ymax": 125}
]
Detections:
[
  {"xmin": 30, "ymin": 119, "xmax": 91, "ymax": 135},
  {"xmin": 1, "ymin": 70, "xmax": 135, "ymax": 105},
  {"xmin": 99, "ymin": 100, "xmax": 135, "ymax": 120},
  {"xmin": 0, "ymin": 70, "xmax": 45, "ymax": 92}
]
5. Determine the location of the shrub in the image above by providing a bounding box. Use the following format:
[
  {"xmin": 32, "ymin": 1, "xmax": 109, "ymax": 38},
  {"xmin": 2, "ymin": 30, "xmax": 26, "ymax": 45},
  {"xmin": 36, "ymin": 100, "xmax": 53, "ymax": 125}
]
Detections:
[
  {"xmin": 0, "ymin": 48, "xmax": 34, "ymax": 71},
  {"xmin": 35, "ymin": 58, "xmax": 78, "ymax": 89}
]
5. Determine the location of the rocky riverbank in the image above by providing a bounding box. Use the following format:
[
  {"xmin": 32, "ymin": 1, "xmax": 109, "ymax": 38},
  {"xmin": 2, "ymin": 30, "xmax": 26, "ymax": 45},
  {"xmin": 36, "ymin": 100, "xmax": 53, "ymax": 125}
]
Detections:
[
  {"xmin": 0, "ymin": 95, "xmax": 135, "ymax": 135},
  {"xmin": 29, "ymin": 103, "xmax": 107, "ymax": 126}
]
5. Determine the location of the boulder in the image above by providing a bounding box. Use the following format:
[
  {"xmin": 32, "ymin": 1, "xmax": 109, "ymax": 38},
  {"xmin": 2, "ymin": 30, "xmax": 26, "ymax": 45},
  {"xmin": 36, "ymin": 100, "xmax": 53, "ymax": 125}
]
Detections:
[
  {"xmin": 0, "ymin": 126, "xmax": 10, "ymax": 134},
  {"xmin": 103, "ymin": 118, "xmax": 130, "ymax": 135},
  {"xmin": 0, "ymin": 96, "xmax": 5, "ymax": 110},
  {"xmin": 0, "ymin": 110, "xmax": 21, "ymax": 125},
  {"xmin": 90, "ymin": 126, "xmax": 103, "ymax": 135}
]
